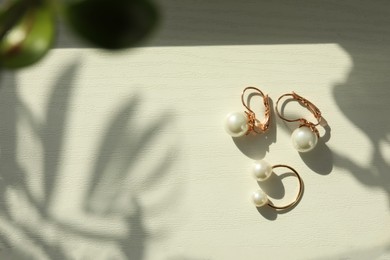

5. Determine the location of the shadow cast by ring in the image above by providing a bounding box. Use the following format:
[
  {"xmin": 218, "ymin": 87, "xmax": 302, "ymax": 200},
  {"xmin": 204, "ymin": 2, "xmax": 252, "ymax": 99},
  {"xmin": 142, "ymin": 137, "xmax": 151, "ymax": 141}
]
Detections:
[{"xmin": 256, "ymin": 171, "xmax": 305, "ymax": 220}]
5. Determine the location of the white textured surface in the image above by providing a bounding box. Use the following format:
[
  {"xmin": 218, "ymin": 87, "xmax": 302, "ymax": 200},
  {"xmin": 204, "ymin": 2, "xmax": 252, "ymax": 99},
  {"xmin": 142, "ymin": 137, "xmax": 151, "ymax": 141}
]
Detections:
[
  {"xmin": 1, "ymin": 2, "xmax": 390, "ymax": 258},
  {"xmin": 0, "ymin": 44, "xmax": 389, "ymax": 259}
]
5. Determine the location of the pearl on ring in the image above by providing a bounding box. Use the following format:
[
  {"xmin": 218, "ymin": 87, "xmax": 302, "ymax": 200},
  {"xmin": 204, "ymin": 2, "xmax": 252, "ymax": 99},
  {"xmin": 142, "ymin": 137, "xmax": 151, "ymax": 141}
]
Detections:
[
  {"xmin": 291, "ymin": 126, "xmax": 318, "ymax": 152},
  {"xmin": 252, "ymin": 160, "xmax": 273, "ymax": 181},
  {"xmin": 224, "ymin": 112, "xmax": 248, "ymax": 137},
  {"xmin": 252, "ymin": 190, "xmax": 268, "ymax": 207}
]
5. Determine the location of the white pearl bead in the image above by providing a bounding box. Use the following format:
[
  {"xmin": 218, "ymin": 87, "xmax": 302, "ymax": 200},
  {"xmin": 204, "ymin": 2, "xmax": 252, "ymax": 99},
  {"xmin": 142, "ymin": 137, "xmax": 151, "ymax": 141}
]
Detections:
[
  {"xmin": 253, "ymin": 160, "xmax": 273, "ymax": 181},
  {"xmin": 224, "ymin": 112, "xmax": 248, "ymax": 137},
  {"xmin": 252, "ymin": 190, "xmax": 268, "ymax": 207},
  {"xmin": 291, "ymin": 126, "xmax": 318, "ymax": 152}
]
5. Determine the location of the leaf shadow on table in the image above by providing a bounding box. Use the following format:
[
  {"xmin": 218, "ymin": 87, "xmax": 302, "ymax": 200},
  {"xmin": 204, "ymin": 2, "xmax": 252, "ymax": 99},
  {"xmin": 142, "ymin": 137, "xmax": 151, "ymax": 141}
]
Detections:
[{"xmin": 0, "ymin": 63, "xmax": 182, "ymax": 259}]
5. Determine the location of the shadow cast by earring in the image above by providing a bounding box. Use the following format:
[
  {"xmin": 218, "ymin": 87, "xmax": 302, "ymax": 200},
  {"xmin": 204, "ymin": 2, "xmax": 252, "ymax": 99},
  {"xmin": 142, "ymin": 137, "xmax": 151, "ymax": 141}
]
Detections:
[
  {"xmin": 299, "ymin": 124, "xmax": 333, "ymax": 175},
  {"xmin": 299, "ymin": 140, "xmax": 333, "ymax": 175},
  {"xmin": 233, "ymin": 132, "xmax": 275, "ymax": 160},
  {"xmin": 321, "ymin": 122, "xmax": 332, "ymax": 143}
]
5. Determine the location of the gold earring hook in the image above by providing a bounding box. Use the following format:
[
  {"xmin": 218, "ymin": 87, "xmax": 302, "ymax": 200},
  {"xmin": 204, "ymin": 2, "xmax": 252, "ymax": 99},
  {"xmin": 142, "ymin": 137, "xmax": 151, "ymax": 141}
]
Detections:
[
  {"xmin": 241, "ymin": 86, "xmax": 270, "ymax": 134},
  {"xmin": 275, "ymin": 92, "xmax": 322, "ymax": 137},
  {"xmin": 267, "ymin": 164, "xmax": 304, "ymax": 210}
]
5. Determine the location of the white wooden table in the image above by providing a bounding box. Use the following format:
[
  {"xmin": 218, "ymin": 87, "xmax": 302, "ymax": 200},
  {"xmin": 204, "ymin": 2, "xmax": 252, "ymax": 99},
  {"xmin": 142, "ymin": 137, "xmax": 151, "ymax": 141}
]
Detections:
[{"xmin": 0, "ymin": 1, "xmax": 389, "ymax": 259}]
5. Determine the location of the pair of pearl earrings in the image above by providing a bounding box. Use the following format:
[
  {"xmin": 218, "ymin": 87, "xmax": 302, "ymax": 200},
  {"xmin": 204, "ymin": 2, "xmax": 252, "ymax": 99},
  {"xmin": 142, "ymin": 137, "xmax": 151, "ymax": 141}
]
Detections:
[
  {"xmin": 225, "ymin": 87, "xmax": 325, "ymax": 153},
  {"xmin": 224, "ymin": 87, "xmax": 325, "ymax": 210}
]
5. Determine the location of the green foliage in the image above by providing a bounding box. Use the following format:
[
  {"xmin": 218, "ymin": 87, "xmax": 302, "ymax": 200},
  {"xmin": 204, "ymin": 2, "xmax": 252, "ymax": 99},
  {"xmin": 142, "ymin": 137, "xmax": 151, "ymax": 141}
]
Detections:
[
  {"xmin": 0, "ymin": 0, "xmax": 55, "ymax": 68},
  {"xmin": 66, "ymin": 0, "xmax": 158, "ymax": 49},
  {"xmin": 0, "ymin": 0, "xmax": 159, "ymax": 69}
]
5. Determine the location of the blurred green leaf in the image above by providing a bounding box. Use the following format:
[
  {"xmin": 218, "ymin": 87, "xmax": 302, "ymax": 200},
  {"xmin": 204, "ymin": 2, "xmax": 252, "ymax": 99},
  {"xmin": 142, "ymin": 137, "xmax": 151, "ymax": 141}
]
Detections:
[
  {"xmin": 0, "ymin": 0, "xmax": 55, "ymax": 69},
  {"xmin": 65, "ymin": 0, "xmax": 158, "ymax": 49}
]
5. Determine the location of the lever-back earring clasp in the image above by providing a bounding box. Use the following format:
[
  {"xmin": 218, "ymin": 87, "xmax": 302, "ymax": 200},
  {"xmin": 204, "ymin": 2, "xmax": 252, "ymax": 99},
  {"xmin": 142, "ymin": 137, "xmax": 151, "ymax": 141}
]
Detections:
[
  {"xmin": 276, "ymin": 92, "xmax": 322, "ymax": 137},
  {"xmin": 276, "ymin": 92, "xmax": 325, "ymax": 153},
  {"xmin": 224, "ymin": 86, "xmax": 271, "ymax": 137},
  {"xmin": 241, "ymin": 86, "xmax": 271, "ymax": 134}
]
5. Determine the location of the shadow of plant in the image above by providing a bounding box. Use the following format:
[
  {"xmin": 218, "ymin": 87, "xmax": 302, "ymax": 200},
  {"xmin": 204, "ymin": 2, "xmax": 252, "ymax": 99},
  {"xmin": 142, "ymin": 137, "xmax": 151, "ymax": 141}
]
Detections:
[
  {"xmin": 332, "ymin": 41, "xmax": 390, "ymax": 206},
  {"xmin": 0, "ymin": 63, "xmax": 180, "ymax": 259}
]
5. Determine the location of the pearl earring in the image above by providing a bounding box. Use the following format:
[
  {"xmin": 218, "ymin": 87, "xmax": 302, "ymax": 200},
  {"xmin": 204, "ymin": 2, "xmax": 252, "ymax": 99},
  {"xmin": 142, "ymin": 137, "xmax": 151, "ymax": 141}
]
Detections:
[
  {"xmin": 276, "ymin": 92, "xmax": 324, "ymax": 152},
  {"xmin": 251, "ymin": 160, "xmax": 304, "ymax": 210},
  {"xmin": 224, "ymin": 86, "xmax": 270, "ymax": 137}
]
